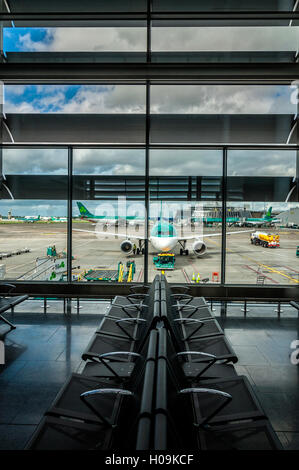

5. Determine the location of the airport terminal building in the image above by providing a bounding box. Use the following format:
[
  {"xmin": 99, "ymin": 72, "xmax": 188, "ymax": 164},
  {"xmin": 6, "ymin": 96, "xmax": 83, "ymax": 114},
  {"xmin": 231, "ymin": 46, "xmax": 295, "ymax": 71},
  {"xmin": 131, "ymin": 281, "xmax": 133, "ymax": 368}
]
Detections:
[{"xmin": 0, "ymin": 0, "xmax": 299, "ymax": 456}]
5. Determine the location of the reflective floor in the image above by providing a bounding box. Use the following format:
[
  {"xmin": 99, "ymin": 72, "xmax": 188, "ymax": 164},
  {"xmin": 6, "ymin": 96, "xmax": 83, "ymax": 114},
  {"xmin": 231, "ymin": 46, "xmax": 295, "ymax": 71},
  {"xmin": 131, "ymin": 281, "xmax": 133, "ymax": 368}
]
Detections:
[{"xmin": 0, "ymin": 300, "xmax": 298, "ymax": 450}]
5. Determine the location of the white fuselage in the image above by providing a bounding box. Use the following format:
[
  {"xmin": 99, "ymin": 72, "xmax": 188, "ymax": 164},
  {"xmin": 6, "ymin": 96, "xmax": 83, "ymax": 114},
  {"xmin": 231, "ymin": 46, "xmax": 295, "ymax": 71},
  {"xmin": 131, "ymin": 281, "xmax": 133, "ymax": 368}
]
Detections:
[{"xmin": 150, "ymin": 236, "xmax": 178, "ymax": 252}]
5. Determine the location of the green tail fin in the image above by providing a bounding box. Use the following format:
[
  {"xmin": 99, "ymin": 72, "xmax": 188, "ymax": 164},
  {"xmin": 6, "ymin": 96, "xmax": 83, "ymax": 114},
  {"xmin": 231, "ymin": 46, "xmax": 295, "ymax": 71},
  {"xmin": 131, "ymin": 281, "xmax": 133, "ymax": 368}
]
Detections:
[
  {"xmin": 77, "ymin": 202, "xmax": 94, "ymax": 218},
  {"xmin": 264, "ymin": 207, "xmax": 272, "ymax": 219}
]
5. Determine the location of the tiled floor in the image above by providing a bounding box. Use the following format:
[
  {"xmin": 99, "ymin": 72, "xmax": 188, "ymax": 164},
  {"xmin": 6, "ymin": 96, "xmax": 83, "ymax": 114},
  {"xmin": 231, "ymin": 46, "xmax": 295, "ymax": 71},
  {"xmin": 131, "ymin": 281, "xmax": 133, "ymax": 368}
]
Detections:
[
  {"xmin": 0, "ymin": 300, "xmax": 109, "ymax": 450},
  {"xmin": 218, "ymin": 305, "xmax": 299, "ymax": 451},
  {"xmin": 0, "ymin": 299, "xmax": 298, "ymax": 450}
]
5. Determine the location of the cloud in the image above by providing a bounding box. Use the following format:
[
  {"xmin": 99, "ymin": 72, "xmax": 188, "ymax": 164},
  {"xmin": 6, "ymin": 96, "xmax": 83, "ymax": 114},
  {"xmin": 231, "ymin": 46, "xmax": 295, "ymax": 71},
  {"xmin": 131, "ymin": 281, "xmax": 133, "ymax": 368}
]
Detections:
[
  {"xmin": 4, "ymin": 84, "xmax": 146, "ymax": 114},
  {"xmin": 7, "ymin": 26, "xmax": 299, "ymax": 54},
  {"xmin": 149, "ymin": 149, "xmax": 222, "ymax": 176},
  {"xmin": 227, "ymin": 150, "xmax": 296, "ymax": 176},
  {"xmin": 2, "ymin": 148, "xmax": 145, "ymax": 176},
  {"xmin": 4, "ymin": 84, "xmax": 295, "ymax": 115},
  {"xmin": 3, "ymin": 148, "xmax": 68, "ymax": 175},
  {"xmin": 5, "ymin": 147, "xmax": 294, "ymax": 178},
  {"xmin": 73, "ymin": 149, "xmax": 145, "ymax": 175},
  {"xmin": 150, "ymin": 85, "xmax": 295, "ymax": 114},
  {"xmin": 152, "ymin": 26, "xmax": 299, "ymax": 52},
  {"xmin": 16, "ymin": 27, "xmax": 146, "ymax": 52},
  {"xmin": 0, "ymin": 200, "xmax": 67, "ymax": 217}
]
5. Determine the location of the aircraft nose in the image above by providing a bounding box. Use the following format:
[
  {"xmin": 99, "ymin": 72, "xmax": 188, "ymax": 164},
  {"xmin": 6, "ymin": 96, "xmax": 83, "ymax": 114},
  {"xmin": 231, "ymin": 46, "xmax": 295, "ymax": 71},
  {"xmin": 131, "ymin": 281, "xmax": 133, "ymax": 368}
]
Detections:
[{"xmin": 158, "ymin": 238, "xmax": 175, "ymax": 251}]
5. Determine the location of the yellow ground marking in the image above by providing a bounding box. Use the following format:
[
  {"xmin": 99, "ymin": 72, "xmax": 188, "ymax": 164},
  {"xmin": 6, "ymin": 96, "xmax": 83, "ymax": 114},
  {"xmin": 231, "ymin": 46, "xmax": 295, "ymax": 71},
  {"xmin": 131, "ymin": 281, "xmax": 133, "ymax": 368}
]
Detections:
[{"xmin": 207, "ymin": 237, "xmax": 299, "ymax": 284}]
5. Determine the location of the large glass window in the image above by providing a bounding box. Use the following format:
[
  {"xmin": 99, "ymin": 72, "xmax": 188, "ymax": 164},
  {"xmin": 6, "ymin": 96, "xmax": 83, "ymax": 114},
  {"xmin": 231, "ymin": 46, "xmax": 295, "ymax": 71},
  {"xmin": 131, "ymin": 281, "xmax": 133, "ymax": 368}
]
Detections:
[
  {"xmin": 150, "ymin": 85, "xmax": 296, "ymax": 145},
  {"xmin": 152, "ymin": 0, "xmax": 295, "ymax": 12},
  {"xmin": 3, "ymin": 21, "xmax": 147, "ymax": 63},
  {"xmin": 149, "ymin": 149, "xmax": 222, "ymax": 284},
  {"xmin": 152, "ymin": 22, "xmax": 299, "ymax": 63},
  {"xmin": 3, "ymin": 84, "xmax": 146, "ymax": 145},
  {"xmin": 72, "ymin": 148, "xmax": 146, "ymax": 284},
  {"xmin": 226, "ymin": 149, "xmax": 299, "ymax": 286},
  {"xmin": 0, "ymin": 148, "xmax": 68, "ymax": 281}
]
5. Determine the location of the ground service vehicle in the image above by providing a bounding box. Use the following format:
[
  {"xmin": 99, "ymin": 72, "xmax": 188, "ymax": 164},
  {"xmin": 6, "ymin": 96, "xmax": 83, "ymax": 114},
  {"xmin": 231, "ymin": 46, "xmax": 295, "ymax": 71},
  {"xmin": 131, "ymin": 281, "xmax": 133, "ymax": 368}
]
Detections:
[
  {"xmin": 250, "ymin": 232, "xmax": 280, "ymax": 248},
  {"xmin": 153, "ymin": 253, "xmax": 176, "ymax": 270}
]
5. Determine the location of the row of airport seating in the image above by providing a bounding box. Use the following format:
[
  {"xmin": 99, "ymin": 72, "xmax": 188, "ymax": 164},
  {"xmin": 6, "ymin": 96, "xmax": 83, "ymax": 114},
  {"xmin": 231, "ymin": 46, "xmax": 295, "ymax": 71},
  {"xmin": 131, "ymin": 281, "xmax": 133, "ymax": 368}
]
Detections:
[
  {"xmin": 0, "ymin": 283, "xmax": 28, "ymax": 337},
  {"xmin": 27, "ymin": 275, "xmax": 282, "ymax": 450}
]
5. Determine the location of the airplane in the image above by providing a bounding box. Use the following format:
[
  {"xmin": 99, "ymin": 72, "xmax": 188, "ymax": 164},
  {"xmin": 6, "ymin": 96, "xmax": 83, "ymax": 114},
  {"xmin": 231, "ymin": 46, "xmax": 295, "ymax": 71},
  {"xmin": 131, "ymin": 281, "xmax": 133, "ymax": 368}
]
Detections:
[
  {"xmin": 193, "ymin": 216, "xmax": 240, "ymax": 225},
  {"xmin": 17, "ymin": 215, "xmax": 41, "ymax": 223},
  {"xmin": 73, "ymin": 218, "xmax": 251, "ymax": 257},
  {"xmin": 77, "ymin": 202, "xmax": 144, "ymax": 228},
  {"xmin": 51, "ymin": 216, "xmax": 67, "ymax": 222},
  {"xmin": 242, "ymin": 207, "xmax": 280, "ymax": 227}
]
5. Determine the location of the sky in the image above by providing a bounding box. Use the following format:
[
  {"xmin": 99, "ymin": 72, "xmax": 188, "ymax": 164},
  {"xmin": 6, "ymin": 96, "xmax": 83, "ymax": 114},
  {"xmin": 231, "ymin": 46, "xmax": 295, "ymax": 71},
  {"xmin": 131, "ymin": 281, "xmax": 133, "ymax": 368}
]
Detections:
[
  {"xmin": 2, "ymin": 147, "xmax": 297, "ymax": 177},
  {"xmin": 4, "ymin": 84, "xmax": 296, "ymax": 115},
  {"xmin": 3, "ymin": 25, "xmax": 299, "ymax": 53},
  {"xmin": 1, "ymin": 27, "xmax": 299, "ymax": 216}
]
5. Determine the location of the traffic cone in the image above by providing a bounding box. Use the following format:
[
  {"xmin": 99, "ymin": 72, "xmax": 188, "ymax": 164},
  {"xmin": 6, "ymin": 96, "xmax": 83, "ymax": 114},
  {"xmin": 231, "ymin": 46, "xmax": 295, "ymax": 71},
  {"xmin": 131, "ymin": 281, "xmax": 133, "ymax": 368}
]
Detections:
[
  {"xmin": 196, "ymin": 273, "xmax": 201, "ymax": 283},
  {"xmin": 192, "ymin": 272, "xmax": 196, "ymax": 283}
]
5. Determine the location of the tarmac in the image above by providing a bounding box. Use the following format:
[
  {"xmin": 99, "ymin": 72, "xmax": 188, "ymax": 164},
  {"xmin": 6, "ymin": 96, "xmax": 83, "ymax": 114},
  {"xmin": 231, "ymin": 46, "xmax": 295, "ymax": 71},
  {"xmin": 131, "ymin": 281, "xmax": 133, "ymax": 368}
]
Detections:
[{"xmin": 0, "ymin": 221, "xmax": 298, "ymax": 285}]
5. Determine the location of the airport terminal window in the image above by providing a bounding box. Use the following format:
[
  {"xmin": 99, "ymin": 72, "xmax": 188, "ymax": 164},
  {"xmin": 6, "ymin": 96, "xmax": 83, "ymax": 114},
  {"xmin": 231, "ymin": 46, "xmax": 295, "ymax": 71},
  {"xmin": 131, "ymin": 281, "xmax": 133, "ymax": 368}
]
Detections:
[
  {"xmin": 148, "ymin": 149, "xmax": 222, "ymax": 284},
  {"xmin": 3, "ymin": 23, "xmax": 147, "ymax": 63},
  {"xmin": 152, "ymin": 0, "xmax": 295, "ymax": 12},
  {"xmin": 3, "ymin": 84, "xmax": 146, "ymax": 145},
  {"xmin": 0, "ymin": 148, "xmax": 68, "ymax": 282},
  {"xmin": 226, "ymin": 149, "xmax": 299, "ymax": 286},
  {"xmin": 72, "ymin": 148, "xmax": 146, "ymax": 283},
  {"xmin": 150, "ymin": 85, "xmax": 296, "ymax": 145},
  {"xmin": 151, "ymin": 22, "xmax": 299, "ymax": 63},
  {"xmin": 4, "ymin": 84, "xmax": 146, "ymax": 115}
]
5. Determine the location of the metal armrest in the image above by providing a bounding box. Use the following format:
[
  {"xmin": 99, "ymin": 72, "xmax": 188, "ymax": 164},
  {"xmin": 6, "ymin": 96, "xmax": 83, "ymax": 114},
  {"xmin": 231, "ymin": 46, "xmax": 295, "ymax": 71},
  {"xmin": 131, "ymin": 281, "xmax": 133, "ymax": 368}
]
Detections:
[
  {"xmin": 113, "ymin": 304, "xmax": 148, "ymax": 316},
  {"xmin": 175, "ymin": 304, "xmax": 208, "ymax": 319},
  {"xmin": 83, "ymin": 351, "xmax": 140, "ymax": 363},
  {"xmin": 115, "ymin": 317, "xmax": 147, "ymax": 340},
  {"xmin": 171, "ymin": 293, "xmax": 193, "ymax": 303},
  {"xmin": 177, "ymin": 351, "xmax": 216, "ymax": 360},
  {"xmin": 177, "ymin": 351, "xmax": 217, "ymax": 379},
  {"xmin": 1, "ymin": 283, "xmax": 16, "ymax": 295},
  {"xmin": 176, "ymin": 303, "xmax": 206, "ymax": 311},
  {"xmin": 179, "ymin": 388, "xmax": 232, "ymax": 426},
  {"xmin": 81, "ymin": 388, "xmax": 133, "ymax": 397},
  {"xmin": 129, "ymin": 285, "xmax": 147, "ymax": 294},
  {"xmin": 113, "ymin": 303, "xmax": 141, "ymax": 310},
  {"xmin": 171, "ymin": 286, "xmax": 190, "ymax": 294},
  {"xmin": 173, "ymin": 318, "xmax": 205, "ymax": 341},
  {"xmin": 116, "ymin": 318, "xmax": 147, "ymax": 324},
  {"xmin": 127, "ymin": 293, "xmax": 149, "ymax": 303},
  {"xmin": 99, "ymin": 352, "xmax": 141, "ymax": 359},
  {"xmin": 290, "ymin": 301, "xmax": 299, "ymax": 311},
  {"xmin": 173, "ymin": 318, "xmax": 203, "ymax": 324},
  {"xmin": 80, "ymin": 388, "xmax": 133, "ymax": 427},
  {"xmin": 84, "ymin": 351, "xmax": 141, "ymax": 380}
]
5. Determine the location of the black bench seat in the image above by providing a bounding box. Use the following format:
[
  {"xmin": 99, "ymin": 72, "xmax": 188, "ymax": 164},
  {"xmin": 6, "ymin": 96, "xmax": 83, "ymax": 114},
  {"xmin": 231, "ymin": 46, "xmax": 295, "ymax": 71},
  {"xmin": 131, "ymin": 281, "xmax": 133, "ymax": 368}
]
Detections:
[{"xmin": 0, "ymin": 293, "xmax": 29, "ymax": 334}]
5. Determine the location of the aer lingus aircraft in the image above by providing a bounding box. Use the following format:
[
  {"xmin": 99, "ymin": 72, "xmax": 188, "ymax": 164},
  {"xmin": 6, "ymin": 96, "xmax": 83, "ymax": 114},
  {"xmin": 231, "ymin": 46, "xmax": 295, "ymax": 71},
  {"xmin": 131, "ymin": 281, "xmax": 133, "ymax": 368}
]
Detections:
[
  {"xmin": 74, "ymin": 216, "xmax": 251, "ymax": 257},
  {"xmin": 243, "ymin": 207, "xmax": 280, "ymax": 227},
  {"xmin": 17, "ymin": 215, "xmax": 41, "ymax": 223},
  {"xmin": 77, "ymin": 202, "xmax": 143, "ymax": 227}
]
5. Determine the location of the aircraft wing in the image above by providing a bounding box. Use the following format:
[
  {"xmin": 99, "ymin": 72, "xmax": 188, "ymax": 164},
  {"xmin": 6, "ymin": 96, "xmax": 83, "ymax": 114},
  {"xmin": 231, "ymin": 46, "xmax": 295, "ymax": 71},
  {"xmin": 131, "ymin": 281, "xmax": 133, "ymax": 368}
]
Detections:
[
  {"xmin": 73, "ymin": 228, "xmax": 144, "ymax": 240},
  {"xmin": 179, "ymin": 229, "xmax": 252, "ymax": 241}
]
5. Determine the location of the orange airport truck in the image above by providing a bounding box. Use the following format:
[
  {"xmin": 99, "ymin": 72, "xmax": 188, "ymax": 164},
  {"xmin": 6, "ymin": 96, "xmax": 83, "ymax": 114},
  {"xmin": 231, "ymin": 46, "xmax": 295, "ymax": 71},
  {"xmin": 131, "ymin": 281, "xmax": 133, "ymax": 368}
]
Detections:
[{"xmin": 250, "ymin": 231, "xmax": 280, "ymax": 248}]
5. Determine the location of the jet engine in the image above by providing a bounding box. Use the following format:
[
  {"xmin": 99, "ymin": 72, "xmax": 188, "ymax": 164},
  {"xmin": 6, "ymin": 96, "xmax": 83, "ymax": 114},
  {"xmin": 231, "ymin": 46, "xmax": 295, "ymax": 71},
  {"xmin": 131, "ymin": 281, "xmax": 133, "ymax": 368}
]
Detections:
[
  {"xmin": 120, "ymin": 239, "xmax": 133, "ymax": 254},
  {"xmin": 192, "ymin": 240, "xmax": 207, "ymax": 257}
]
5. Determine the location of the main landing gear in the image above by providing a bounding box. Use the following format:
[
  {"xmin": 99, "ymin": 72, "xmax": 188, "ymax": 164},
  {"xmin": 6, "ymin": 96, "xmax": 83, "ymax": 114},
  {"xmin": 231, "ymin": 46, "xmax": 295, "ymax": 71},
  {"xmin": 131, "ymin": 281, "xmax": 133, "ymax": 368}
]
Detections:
[
  {"xmin": 179, "ymin": 240, "xmax": 189, "ymax": 256},
  {"xmin": 136, "ymin": 240, "xmax": 145, "ymax": 255}
]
